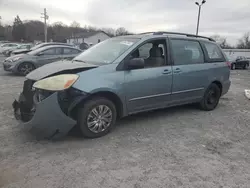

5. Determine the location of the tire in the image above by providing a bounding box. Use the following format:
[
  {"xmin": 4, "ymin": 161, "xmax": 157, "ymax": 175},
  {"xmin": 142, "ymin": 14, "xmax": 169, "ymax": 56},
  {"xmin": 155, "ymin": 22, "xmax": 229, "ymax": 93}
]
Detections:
[
  {"xmin": 199, "ymin": 83, "xmax": 221, "ymax": 111},
  {"xmin": 231, "ymin": 63, "xmax": 236, "ymax": 70},
  {"xmin": 18, "ymin": 62, "xmax": 35, "ymax": 76},
  {"xmin": 77, "ymin": 97, "xmax": 117, "ymax": 138}
]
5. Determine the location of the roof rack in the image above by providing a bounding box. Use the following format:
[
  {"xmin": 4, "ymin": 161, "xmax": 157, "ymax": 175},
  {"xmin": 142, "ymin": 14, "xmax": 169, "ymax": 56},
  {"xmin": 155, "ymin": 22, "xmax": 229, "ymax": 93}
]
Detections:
[{"xmin": 138, "ymin": 31, "xmax": 215, "ymax": 42}]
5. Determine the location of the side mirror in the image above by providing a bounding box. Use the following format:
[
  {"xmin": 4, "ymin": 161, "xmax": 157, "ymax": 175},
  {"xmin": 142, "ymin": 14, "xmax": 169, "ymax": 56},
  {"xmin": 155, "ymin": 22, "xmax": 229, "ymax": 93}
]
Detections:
[{"xmin": 126, "ymin": 58, "xmax": 145, "ymax": 69}]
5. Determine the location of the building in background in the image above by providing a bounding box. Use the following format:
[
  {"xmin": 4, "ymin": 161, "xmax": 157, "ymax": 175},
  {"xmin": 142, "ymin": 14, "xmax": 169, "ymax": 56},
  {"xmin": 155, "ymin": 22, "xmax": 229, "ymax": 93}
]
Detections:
[
  {"xmin": 224, "ymin": 49, "xmax": 250, "ymax": 59},
  {"xmin": 66, "ymin": 31, "xmax": 110, "ymax": 47}
]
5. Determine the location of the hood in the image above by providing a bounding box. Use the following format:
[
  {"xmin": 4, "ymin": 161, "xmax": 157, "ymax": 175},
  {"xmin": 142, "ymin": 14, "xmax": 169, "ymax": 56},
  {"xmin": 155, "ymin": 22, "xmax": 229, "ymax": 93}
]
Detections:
[
  {"xmin": 26, "ymin": 60, "xmax": 98, "ymax": 81},
  {"xmin": 5, "ymin": 53, "xmax": 27, "ymax": 61},
  {"xmin": 12, "ymin": 49, "xmax": 30, "ymax": 53}
]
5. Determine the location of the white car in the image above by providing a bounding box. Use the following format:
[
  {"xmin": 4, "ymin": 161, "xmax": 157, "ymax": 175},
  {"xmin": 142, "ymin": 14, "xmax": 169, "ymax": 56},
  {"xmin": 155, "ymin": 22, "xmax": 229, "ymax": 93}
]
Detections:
[{"xmin": 0, "ymin": 43, "xmax": 20, "ymax": 54}]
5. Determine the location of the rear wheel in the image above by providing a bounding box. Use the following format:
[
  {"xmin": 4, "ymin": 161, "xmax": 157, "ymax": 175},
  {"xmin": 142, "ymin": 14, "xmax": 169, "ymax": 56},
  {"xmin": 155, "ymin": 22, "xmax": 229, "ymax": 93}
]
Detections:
[
  {"xmin": 199, "ymin": 83, "xmax": 221, "ymax": 111},
  {"xmin": 77, "ymin": 97, "xmax": 117, "ymax": 138},
  {"xmin": 18, "ymin": 62, "xmax": 35, "ymax": 76}
]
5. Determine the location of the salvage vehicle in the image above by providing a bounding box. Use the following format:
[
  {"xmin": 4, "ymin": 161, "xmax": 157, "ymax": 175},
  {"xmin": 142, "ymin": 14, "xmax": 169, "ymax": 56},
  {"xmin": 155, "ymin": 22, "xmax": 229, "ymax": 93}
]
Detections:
[
  {"xmin": 13, "ymin": 32, "xmax": 231, "ymax": 139},
  {"xmin": 230, "ymin": 56, "xmax": 249, "ymax": 70},
  {"xmin": 3, "ymin": 45, "xmax": 82, "ymax": 75}
]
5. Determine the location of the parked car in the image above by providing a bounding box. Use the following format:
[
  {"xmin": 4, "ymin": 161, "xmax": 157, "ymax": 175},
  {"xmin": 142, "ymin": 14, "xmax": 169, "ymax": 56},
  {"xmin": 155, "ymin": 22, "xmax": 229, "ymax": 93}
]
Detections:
[
  {"xmin": 12, "ymin": 32, "xmax": 231, "ymax": 139},
  {"xmin": 3, "ymin": 43, "xmax": 33, "ymax": 57},
  {"xmin": 3, "ymin": 45, "xmax": 82, "ymax": 75},
  {"xmin": 10, "ymin": 42, "xmax": 74, "ymax": 56},
  {"xmin": 0, "ymin": 41, "xmax": 10, "ymax": 44},
  {"xmin": 0, "ymin": 43, "xmax": 20, "ymax": 54},
  {"xmin": 230, "ymin": 56, "xmax": 249, "ymax": 70}
]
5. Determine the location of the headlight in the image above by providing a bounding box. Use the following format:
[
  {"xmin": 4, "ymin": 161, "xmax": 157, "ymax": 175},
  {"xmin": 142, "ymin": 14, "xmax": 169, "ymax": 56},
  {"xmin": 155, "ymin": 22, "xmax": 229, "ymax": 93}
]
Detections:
[
  {"xmin": 12, "ymin": 57, "xmax": 22, "ymax": 62},
  {"xmin": 33, "ymin": 74, "xmax": 79, "ymax": 91}
]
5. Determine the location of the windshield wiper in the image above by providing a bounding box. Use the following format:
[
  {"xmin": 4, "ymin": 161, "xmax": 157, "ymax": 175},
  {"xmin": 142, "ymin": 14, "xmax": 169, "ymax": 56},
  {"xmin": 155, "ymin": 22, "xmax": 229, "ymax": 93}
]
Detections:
[{"xmin": 72, "ymin": 59, "xmax": 85, "ymax": 63}]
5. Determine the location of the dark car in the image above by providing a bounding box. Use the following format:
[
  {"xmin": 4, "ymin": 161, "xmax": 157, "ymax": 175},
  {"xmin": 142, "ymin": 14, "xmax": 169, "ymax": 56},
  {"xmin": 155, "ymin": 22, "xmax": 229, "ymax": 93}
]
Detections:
[
  {"xmin": 11, "ymin": 42, "xmax": 74, "ymax": 56},
  {"xmin": 230, "ymin": 56, "xmax": 249, "ymax": 70}
]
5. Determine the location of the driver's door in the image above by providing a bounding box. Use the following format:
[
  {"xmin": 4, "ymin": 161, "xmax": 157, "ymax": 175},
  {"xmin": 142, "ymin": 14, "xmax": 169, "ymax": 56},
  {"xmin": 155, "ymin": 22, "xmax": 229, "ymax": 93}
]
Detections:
[{"xmin": 124, "ymin": 39, "xmax": 173, "ymax": 114}]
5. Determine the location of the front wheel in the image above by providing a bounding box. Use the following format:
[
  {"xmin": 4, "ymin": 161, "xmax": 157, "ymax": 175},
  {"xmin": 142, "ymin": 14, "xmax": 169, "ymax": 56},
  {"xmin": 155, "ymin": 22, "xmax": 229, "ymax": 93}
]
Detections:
[
  {"xmin": 77, "ymin": 97, "xmax": 117, "ymax": 138},
  {"xmin": 18, "ymin": 62, "xmax": 35, "ymax": 76},
  {"xmin": 199, "ymin": 83, "xmax": 221, "ymax": 111}
]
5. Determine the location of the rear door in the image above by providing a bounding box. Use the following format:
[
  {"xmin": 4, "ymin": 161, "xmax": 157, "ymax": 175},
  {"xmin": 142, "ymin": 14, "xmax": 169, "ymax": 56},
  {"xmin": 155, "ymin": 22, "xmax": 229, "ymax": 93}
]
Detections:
[{"xmin": 170, "ymin": 39, "xmax": 209, "ymax": 104}]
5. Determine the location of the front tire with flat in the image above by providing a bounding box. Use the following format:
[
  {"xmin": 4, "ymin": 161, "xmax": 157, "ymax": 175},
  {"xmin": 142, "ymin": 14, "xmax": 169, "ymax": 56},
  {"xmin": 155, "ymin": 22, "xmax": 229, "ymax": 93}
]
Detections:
[
  {"xmin": 199, "ymin": 83, "xmax": 221, "ymax": 111},
  {"xmin": 77, "ymin": 97, "xmax": 117, "ymax": 138}
]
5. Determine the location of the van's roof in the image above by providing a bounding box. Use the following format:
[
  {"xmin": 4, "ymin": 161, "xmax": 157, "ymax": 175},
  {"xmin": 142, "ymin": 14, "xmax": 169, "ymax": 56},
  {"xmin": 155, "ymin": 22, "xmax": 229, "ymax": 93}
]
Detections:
[{"xmin": 116, "ymin": 31, "xmax": 216, "ymax": 43}]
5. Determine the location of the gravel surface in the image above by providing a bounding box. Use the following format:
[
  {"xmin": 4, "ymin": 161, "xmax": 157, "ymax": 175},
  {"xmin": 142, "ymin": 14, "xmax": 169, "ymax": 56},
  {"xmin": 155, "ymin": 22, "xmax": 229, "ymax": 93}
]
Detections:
[{"xmin": 0, "ymin": 55, "xmax": 250, "ymax": 188}]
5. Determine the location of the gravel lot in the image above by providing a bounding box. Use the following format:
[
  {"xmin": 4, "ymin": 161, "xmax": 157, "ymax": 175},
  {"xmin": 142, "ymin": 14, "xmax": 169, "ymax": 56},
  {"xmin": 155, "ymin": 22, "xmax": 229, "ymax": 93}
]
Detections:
[{"xmin": 0, "ymin": 54, "xmax": 250, "ymax": 188}]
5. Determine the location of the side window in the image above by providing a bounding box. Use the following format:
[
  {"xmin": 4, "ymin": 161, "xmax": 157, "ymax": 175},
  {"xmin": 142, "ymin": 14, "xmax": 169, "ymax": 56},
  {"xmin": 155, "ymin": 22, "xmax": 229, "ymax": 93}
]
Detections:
[
  {"xmin": 55, "ymin": 48, "xmax": 62, "ymax": 55},
  {"xmin": 42, "ymin": 48, "xmax": 56, "ymax": 55},
  {"xmin": 63, "ymin": 48, "xmax": 80, "ymax": 54},
  {"xmin": 170, "ymin": 39, "xmax": 204, "ymax": 65},
  {"xmin": 203, "ymin": 42, "xmax": 224, "ymax": 62},
  {"xmin": 128, "ymin": 39, "xmax": 167, "ymax": 69}
]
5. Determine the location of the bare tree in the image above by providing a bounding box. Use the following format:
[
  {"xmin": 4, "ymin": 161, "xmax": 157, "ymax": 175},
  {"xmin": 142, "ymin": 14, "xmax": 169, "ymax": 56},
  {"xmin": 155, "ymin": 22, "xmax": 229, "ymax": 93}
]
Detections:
[
  {"xmin": 210, "ymin": 35, "xmax": 233, "ymax": 49},
  {"xmin": 115, "ymin": 27, "xmax": 129, "ymax": 36},
  {"xmin": 70, "ymin": 21, "xmax": 80, "ymax": 28},
  {"xmin": 237, "ymin": 32, "xmax": 250, "ymax": 49}
]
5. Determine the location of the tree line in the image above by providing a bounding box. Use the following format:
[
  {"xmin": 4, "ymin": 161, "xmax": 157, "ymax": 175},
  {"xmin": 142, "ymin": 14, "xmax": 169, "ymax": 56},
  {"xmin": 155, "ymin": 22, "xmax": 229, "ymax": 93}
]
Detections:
[
  {"xmin": 0, "ymin": 15, "xmax": 131, "ymax": 43},
  {"xmin": 1, "ymin": 15, "xmax": 250, "ymax": 49},
  {"xmin": 210, "ymin": 34, "xmax": 250, "ymax": 49}
]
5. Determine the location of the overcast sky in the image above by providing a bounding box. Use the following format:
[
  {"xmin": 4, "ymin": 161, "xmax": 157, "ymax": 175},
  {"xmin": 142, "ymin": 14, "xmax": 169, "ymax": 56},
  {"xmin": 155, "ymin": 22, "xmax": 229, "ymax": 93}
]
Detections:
[{"xmin": 1, "ymin": 0, "xmax": 250, "ymax": 44}]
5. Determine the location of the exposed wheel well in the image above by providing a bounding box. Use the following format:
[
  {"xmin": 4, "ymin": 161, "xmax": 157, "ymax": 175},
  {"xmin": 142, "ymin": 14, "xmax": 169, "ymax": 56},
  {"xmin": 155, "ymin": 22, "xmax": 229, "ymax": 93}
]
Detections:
[
  {"xmin": 212, "ymin": 81, "xmax": 222, "ymax": 95},
  {"xmin": 72, "ymin": 91, "xmax": 124, "ymax": 119}
]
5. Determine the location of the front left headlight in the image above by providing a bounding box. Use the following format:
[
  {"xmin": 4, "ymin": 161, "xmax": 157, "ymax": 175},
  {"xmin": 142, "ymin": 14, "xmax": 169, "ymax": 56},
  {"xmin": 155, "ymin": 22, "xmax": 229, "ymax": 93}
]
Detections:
[{"xmin": 33, "ymin": 74, "xmax": 79, "ymax": 91}]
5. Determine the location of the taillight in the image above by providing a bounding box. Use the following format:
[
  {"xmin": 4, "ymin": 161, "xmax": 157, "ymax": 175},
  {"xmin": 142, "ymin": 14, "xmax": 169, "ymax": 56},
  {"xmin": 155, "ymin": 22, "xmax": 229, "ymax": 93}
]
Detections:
[{"xmin": 226, "ymin": 62, "xmax": 231, "ymax": 68}]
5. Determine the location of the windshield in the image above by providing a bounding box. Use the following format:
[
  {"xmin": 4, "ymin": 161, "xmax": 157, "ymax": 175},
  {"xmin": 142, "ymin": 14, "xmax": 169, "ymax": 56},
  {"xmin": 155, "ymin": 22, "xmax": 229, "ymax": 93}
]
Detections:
[{"xmin": 73, "ymin": 38, "xmax": 139, "ymax": 64}]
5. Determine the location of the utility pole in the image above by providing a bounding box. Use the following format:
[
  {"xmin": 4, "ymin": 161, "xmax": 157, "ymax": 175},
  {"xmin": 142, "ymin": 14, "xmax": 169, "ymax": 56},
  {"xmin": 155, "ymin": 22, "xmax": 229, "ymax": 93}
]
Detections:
[
  {"xmin": 195, "ymin": 0, "xmax": 206, "ymax": 36},
  {"xmin": 41, "ymin": 8, "xmax": 49, "ymax": 42}
]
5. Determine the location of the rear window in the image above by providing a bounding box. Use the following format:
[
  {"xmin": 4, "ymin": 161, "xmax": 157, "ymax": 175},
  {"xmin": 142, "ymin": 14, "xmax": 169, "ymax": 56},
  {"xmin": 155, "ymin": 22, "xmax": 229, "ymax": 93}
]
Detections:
[{"xmin": 203, "ymin": 42, "xmax": 225, "ymax": 62}]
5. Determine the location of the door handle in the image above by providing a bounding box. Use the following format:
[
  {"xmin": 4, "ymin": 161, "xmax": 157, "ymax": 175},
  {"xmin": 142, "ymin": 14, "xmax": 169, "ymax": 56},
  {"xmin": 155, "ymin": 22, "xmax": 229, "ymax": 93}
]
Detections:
[
  {"xmin": 162, "ymin": 69, "xmax": 171, "ymax": 74},
  {"xmin": 173, "ymin": 68, "xmax": 182, "ymax": 73}
]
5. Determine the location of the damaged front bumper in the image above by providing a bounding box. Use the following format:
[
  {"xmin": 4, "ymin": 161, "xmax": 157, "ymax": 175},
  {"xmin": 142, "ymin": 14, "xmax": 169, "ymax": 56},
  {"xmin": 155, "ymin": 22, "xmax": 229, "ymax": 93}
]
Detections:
[{"xmin": 12, "ymin": 80, "xmax": 86, "ymax": 140}]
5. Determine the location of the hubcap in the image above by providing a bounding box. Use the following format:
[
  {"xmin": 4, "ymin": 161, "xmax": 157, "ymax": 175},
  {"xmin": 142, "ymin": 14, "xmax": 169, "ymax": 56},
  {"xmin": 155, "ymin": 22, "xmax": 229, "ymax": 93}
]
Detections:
[
  {"xmin": 87, "ymin": 105, "xmax": 112, "ymax": 133},
  {"xmin": 20, "ymin": 64, "xmax": 33, "ymax": 75},
  {"xmin": 207, "ymin": 90, "xmax": 217, "ymax": 104}
]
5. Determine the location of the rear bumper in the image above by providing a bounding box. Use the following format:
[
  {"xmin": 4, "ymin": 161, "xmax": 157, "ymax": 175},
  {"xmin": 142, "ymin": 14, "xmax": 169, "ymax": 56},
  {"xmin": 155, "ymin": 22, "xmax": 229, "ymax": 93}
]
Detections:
[
  {"xmin": 222, "ymin": 80, "xmax": 231, "ymax": 96},
  {"xmin": 13, "ymin": 92, "xmax": 76, "ymax": 140}
]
